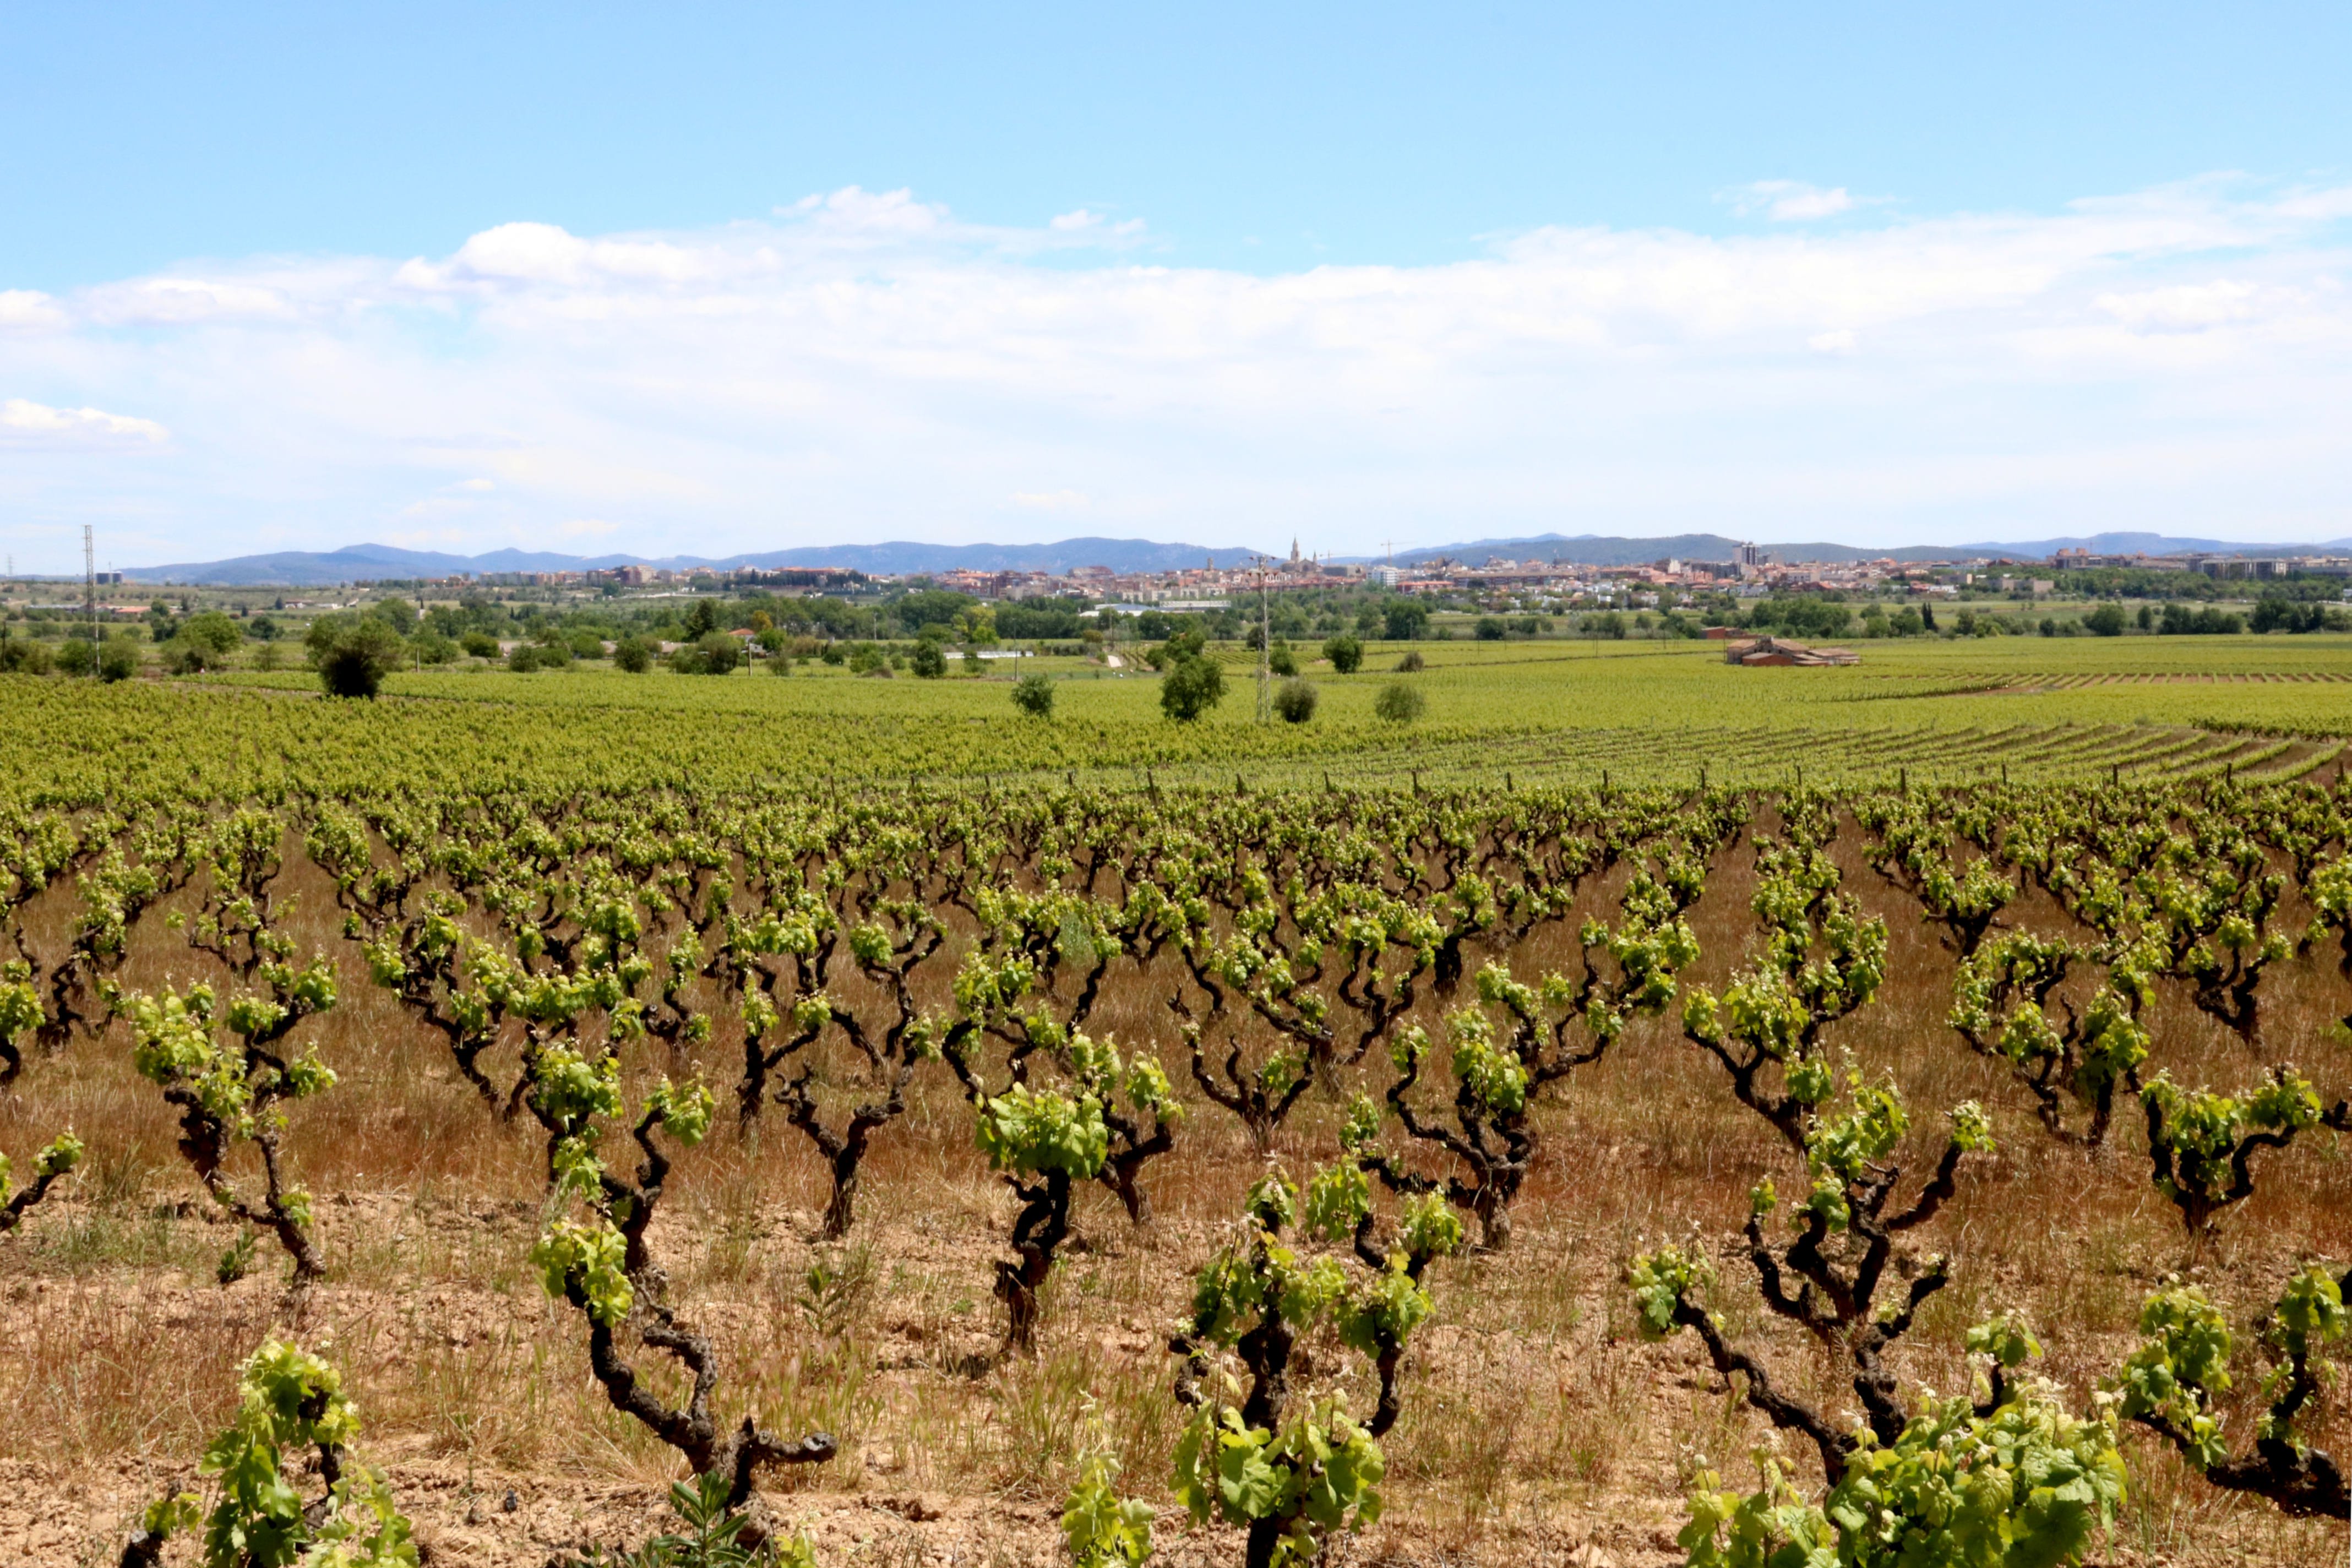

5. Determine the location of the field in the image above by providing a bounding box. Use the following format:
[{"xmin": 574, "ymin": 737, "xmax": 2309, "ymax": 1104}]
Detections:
[
  {"xmin": 0, "ymin": 640, "xmax": 2349, "ymax": 1567},
  {"xmin": 14, "ymin": 632, "xmax": 2352, "ymax": 799}
]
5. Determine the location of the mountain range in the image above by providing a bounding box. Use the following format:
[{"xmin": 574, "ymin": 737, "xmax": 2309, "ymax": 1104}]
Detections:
[{"xmin": 110, "ymin": 531, "xmax": 2352, "ymax": 586}]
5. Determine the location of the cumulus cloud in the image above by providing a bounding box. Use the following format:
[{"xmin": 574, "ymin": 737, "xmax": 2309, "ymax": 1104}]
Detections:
[
  {"xmin": 0, "ymin": 398, "xmax": 168, "ymax": 442},
  {"xmin": 4, "ymin": 178, "xmax": 2352, "ymax": 567}
]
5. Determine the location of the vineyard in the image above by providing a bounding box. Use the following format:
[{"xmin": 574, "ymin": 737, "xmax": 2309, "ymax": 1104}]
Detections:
[{"xmin": 1, "ymin": 665, "xmax": 2350, "ymax": 1566}]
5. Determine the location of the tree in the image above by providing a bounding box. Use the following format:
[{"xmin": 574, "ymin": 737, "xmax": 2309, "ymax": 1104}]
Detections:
[
  {"xmin": 178, "ymin": 610, "xmax": 244, "ymax": 658},
  {"xmin": 1273, "ymin": 678, "xmax": 1317, "ymax": 723},
  {"xmin": 1382, "ymin": 602, "xmax": 1428, "ymax": 640},
  {"xmin": 613, "ymin": 636, "xmax": 656, "ymax": 673},
  {"xmin": 1159, "ymin": 654, "xmax": 1226, "ymax": 722},
  {"xmin": 1474, "ymin": 616, "xmax": 1506, "ymax": 641},
  {"xmin": 306, "ymin": 614, "xmax": 406, "ymax": 698},
  {"xmin": 1372, "ymin": 682, "xmax": 1424, "ymax": 723},
  {"xmin": 910, "ymin": 638, "xmax": 948, "ymax": 679},
  {"xmin": 1321, "ymin": 633, "xmax": 1362, "ymax": 673},
  {"xmin": 683, "ymin": 598, "xmax": 720, "ymax": 638},
  {"xmin": 1011, "ymin": 673, "xmax": 1055, "ymax": 717},
  {"xmin": 2084, "ymin": 602, "xmax": 2127, "ymax": 636}
]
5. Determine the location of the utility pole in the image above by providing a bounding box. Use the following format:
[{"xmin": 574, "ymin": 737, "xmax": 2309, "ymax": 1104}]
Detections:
[
  {"xmin": 83, "ymin": 525, "xmax": 97, "ymax": 673},
  {"xmin": 1255, "ymin": 556, "xmax": 1271, "ymax": 723}
]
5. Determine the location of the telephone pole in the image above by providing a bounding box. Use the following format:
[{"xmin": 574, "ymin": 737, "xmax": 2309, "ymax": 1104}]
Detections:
[
  {"xmin": 1255, "ymin": 557, "xmax": 1271, "ymax": 723},
  {"xmin": 83, "ymin": 525, "xmax": 98, "ymax": 673}
]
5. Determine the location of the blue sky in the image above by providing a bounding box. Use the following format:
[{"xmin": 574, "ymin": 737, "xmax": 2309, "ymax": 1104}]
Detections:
[{"xmin": 3, "ymin": 3, "xmax": 2350, "ymax": 570}]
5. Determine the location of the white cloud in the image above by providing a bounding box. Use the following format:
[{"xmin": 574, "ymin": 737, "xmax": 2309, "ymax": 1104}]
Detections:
[
  {"xmin": 0, "ymin": 291, "xmax": 64, "ymax": 330},
  {"xmin": 1010, "ymin": 489, "xmax": 1091, "ymax": 511},
  {"xmin": 6, "ymin": 177, "xmax": 2352, "ymax": 568},
  {"xmin": 2094, "ymin": 280, "xmax": 2262, "ymax": 331},
  {"xmin": 0, "ymin": 398, "xmax": 168, "ymax": 442},
  {"xmin": 1729, "ymin": 180, "xmax": 1859, "ymax": 222}
]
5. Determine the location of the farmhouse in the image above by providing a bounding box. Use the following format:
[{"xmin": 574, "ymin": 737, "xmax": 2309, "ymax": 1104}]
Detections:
[{"xmin": 1723, "ymin": 635, "xmax": 1860, "ymax": 667}]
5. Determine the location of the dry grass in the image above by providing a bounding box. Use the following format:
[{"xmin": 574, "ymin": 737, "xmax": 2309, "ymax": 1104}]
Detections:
[{"xmin": 0, "ymin": 820, "xmax": 2345, "ymax": 1565}]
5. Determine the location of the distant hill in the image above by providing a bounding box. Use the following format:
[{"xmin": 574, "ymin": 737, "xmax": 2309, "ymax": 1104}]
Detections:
[
  {"xmin": 122, "ymin": 537, "xmax": 1266, "ymax": 586},
  {"xmin": 120, "ymin": 531, "xmax": 2352, "ymax": 585}
]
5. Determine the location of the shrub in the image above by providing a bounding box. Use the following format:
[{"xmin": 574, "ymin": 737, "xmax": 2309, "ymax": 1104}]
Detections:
[
  {"xmin": 0, "ymin": 1130, "xmax": 84, "ymax": 1233},
  {"xmin": 1321, "ymin": 633, "xmax": 1363, "ymax": 673},
  {"xmin": 460, "ymin": 630, "xmax": 501, "ymax": 658},
  {"xmin": 1273, "ymin": 678, "xmax": 1317, "ymax": 724},
  {"xmin": 121, "ymin": 1340, "xmax": 417, "ymax": 1568},
  {"xmin": 911, "ymin": 639, "xmax": 948, "ymax": 679},
  {"xmin": 525, "ymin": 1049, "xmax": 837, "ymax": 1512},
  {"xmin": 698, "ymin": 631, "xmax": 744, "ymax": 674},
  {"xmin": 99, "ymin": 635, "xmax": 143, "ymax": 682},
  {"xmin": 55, "ymin": 638, "xmax": 96, "ymax": 677},
  {"xmin": 1268, "ymin": 640, "xmax": 1298, "ymax": 677},
  {"xmin": 1373, "ymin": 682, "xmax": 1424, "ymax": 723},
  {"xmin": 1383, "ymin": 602, "xmax": 1428, "ymax": 640},
  {"xmin": 613, "ymin": 635, "xmax": 656, "ymax": 673},
  {"xmin": 1392, "ymin": 649, "xmax": 1424, "ymax": 672},
  {"xmin": 411, "ymin": 630, "xmax": 459, "ymax": 665},
  {"xmin": 0, "ymin": 638, "xmax": 52, "ymax": 674},
  {"xmin": 2117, "ymin": 1266, "xmax": 2349, "ymax": 1517},
  {"xmin": 509, "ymin": 642, "xmax": 546, "ymax": 672},
  {"xmin": 1159, "ymin": 655, "xmax": 1227, "ymax": 722},
  {"xmin": 1012, "ymin": 673, "xmax": 1055, "ymax": 717},
  {"xmin": 306, "ymin": 613, "xmax": 406, "ymax": 698},
  {"xmin": 1474, "ymin": 616, "xmax": 1506, "ymax": 641}
]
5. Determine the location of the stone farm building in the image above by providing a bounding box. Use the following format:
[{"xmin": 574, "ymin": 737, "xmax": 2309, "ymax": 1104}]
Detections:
[{"xmin": 1722, "ymin": 635, "xmax": 1860, "ymax": 667}]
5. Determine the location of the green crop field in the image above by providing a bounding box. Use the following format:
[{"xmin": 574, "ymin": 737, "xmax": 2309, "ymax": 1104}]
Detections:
[{"xmin": 7, "ymin": 631, "xmax": 2348, "ymax": 802}]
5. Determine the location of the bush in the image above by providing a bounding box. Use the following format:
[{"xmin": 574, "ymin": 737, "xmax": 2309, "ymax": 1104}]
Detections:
[
  {"xmin": 1012, "ymin": 673, "xmax": 1055, "ymax": 717},
  {"xmin": 55, "ymin": 638, "xmax": 96, "ymax": 677},
  {"xmin": 1322, "ymin": 633, "xmax": 1362, "ymax": 673},
  {"xmin": 1475, "ymin": 616, "xmax": 1507, "ymax": 641},
  {"xmin": 509, "ymin": 643, "xmax": 546, "ymax": 672},
  {"xmin": 1159, "ymin": 655, "xmax": 1227, "ymax": 722},
  {"xmin": 1268, "ymin": 641, "xmax": 1298, "ymax": 677},
  {"xmin": 612, "ymin": 636, "xmax": 655, "ymax": 673},
  {"xmin": 911, "ymin": 639, "xmax": 948, "ymax": 679},
  {"xmin": 1393, "ymin": 650, "xmax": 1424, "ymax": 673},
  {"xmin": 105, "ymin": 637, "xmax": 150, "ymax": 680},
  {"xmin": 411, "ymin": 630, "xmax": 459, "ymax": 666},
  {"xmin": 1373, "ymin": 682, "xmax": 1425, "ymax": 723},
  {"xmin": 0, "ymin": 639, "xmax": 53, "ymax": 675},
  {"xmin": 696, "ymin": 632, "xmax": 744, "ymax": 674},
  {"xmin": 460, "ymin": 631, "xmax": 501, "ymax": 659},
  {"xmin": 307, "ymin": 614, "xmax": 407, "ymax": 698},
  {"xmin": 1273, "ymin": 678, "xmax": 1317, "ymax": 724}
]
